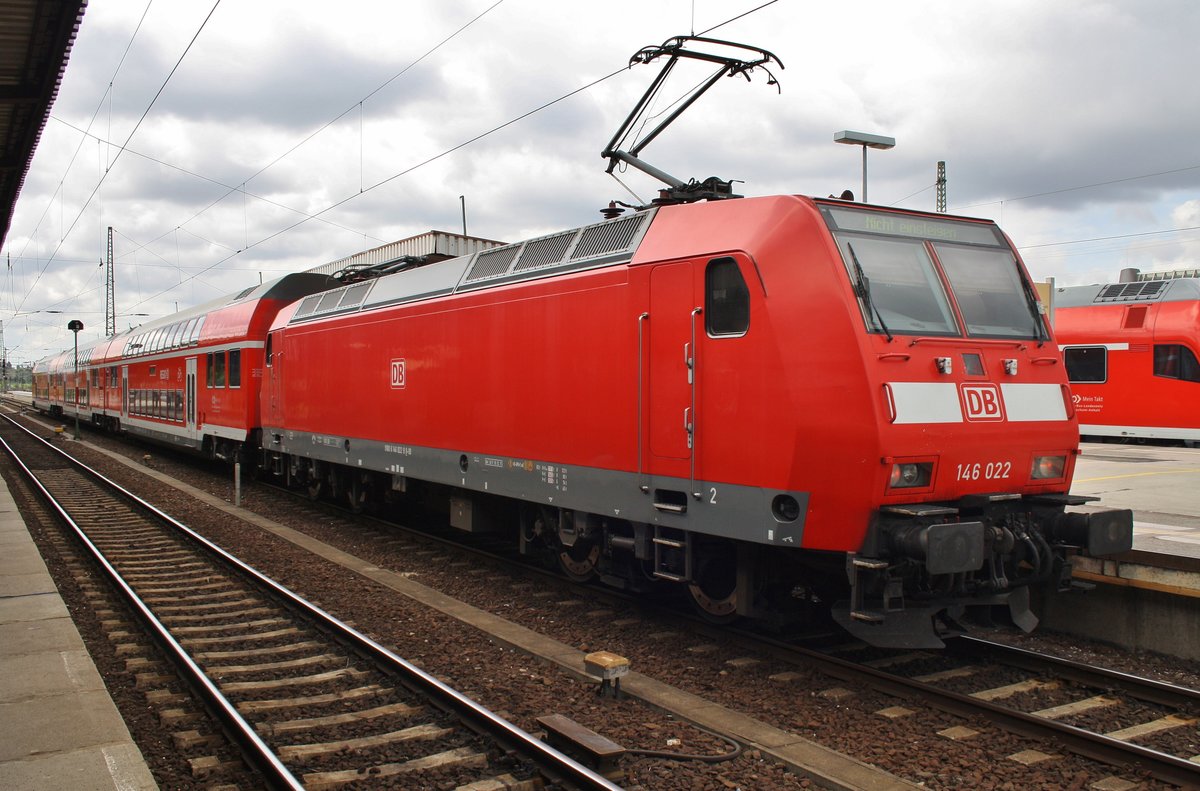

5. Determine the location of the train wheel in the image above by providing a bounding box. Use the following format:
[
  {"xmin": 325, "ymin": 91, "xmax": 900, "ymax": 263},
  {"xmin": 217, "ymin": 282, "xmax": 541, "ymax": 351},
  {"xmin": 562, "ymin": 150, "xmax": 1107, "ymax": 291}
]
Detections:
[
  {"xmin": 688, "ymin": 552, "xmax": 738, "ymax": 623},
  {"xmin": 558, "ymin": 540, "xmax": 600, "ymax": 582}
]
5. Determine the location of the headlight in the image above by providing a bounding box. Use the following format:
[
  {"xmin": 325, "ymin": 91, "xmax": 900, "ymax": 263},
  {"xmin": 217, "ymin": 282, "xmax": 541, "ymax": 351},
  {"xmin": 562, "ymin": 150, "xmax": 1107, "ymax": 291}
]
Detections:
[
  {"xmin": 1031, "ymin": 455, "xmax": 1066, "ymax": 480},
  {"xmin": 889, "ymin": 462, "xmax": 933, "ymax": 489}
]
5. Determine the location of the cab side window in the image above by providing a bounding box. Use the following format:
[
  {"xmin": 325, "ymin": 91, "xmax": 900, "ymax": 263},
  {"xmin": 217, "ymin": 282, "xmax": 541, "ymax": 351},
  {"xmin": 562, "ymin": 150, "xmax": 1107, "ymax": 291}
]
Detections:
[{"xmin": 705, "ymin": 257, "xmax": 749, "ymax": 336}]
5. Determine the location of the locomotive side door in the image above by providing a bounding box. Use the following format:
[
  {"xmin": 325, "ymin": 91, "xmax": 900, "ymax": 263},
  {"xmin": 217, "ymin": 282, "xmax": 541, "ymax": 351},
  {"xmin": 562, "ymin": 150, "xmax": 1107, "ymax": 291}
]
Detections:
[
  {"xmin": 266, "ymin": 332, "xmax": 281, "ymax": 424},
  {"xmin": 648, "ymin": 262, "xmax": 698, "ymax": 463}
]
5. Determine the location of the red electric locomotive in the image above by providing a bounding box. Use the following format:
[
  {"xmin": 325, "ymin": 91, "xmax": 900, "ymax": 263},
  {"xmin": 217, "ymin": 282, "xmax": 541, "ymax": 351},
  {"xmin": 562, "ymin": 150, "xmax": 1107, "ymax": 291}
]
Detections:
[
  {"xmin": 259, "ymin": 195, "xmax": 1132, "ymax": 647},
  {"xmin": 33, "ymin": 272, "xmax": 335, "ymax": 458},
  {"xmin": 1055, "ymin": 270, "xmax": 1200, "ymax": 444}
]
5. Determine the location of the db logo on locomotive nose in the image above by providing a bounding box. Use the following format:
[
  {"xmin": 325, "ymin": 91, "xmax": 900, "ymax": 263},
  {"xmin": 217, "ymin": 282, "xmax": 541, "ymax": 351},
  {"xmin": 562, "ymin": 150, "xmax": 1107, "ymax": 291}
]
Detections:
[
  {"xmin": 959, "ymin": 383, "xmax": 1004, "ymax": 421},
  {"xmin": 390, "ymin": 358, "xmax": 406, "ymax": 389}
]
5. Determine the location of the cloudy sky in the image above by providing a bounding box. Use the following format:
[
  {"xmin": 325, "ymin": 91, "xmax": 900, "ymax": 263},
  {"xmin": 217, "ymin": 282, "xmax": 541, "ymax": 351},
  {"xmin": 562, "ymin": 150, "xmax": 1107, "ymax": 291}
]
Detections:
[{"xmin": 3, "ymin": 0, "xmax": 1199, "ymax": 363}]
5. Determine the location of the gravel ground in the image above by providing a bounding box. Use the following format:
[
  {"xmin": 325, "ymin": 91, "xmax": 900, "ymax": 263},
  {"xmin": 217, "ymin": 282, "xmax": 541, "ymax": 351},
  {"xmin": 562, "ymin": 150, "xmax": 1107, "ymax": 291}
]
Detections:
[{"xmin": 13, "ymin": 418, "xmax": 1199, "ymax": 790}]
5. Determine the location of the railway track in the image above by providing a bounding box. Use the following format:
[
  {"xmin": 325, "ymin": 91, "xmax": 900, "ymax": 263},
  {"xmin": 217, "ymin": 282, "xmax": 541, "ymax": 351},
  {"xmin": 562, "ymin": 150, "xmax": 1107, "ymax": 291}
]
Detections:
[
  {"xmin": 0, "ymin": 415, "xmax": 619, "ymax": 790},
  {"xmin": 809, "ymin": 636, "xmax": 1200, "ymax": 788}
]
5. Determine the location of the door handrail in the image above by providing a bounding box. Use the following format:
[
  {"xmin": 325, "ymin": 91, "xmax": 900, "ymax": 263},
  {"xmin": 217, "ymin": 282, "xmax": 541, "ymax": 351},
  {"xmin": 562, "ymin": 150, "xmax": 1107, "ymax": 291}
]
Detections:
[
  {"xmin": 689, "ymin": 306, "xmax": 702, "ymax": 499},
  {"xmin": 637, "ymin": 312, "xmax": 650, "ymax": 493}
]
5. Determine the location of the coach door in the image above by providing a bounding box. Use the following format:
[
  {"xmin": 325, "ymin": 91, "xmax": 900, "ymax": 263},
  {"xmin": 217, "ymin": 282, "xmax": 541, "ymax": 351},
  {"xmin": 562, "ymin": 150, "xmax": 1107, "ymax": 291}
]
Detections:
[
  {"xmin": 648, "ymin": 262, "xmax": 699, "ymax": 466},
  {"xmin": 120, "ymin": 365, "xmax": 128, "ymax": 420},
  {"xmin": 185, "ymin": 357, "xmax": 198, "ymax": 440}
]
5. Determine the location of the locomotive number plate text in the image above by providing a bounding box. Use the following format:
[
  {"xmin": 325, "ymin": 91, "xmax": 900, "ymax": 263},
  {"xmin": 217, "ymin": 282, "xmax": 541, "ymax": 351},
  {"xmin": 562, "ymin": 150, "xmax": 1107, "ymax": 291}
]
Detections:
[{"xmin": 955, "ymin": 461, "xmax": 1011, "ymax": 481}]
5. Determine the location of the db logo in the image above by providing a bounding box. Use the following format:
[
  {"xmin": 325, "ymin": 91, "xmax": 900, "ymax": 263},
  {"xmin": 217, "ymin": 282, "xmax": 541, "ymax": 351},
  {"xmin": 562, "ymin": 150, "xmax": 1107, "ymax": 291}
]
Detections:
[
  {"xmin": 960, "ymin": 383, "xmax": 1004, "ymax": 422},
  {"xmin": 390, "ymin": 358, "xmax": 406, "ymax": 389}
]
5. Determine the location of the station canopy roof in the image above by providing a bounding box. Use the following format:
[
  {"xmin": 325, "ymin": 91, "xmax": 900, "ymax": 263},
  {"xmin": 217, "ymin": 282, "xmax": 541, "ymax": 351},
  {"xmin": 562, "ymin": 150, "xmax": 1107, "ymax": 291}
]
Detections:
[{"xmin": 0, "ymin": 0, "xmax": 87, "ymax": 249}]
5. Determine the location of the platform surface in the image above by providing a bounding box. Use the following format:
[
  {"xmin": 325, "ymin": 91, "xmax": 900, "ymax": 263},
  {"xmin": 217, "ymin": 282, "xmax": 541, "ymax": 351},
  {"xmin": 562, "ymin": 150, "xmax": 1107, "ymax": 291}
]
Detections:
[
  {"xmin": 0, "ymin": 471, "xmax": 158, "ymax": 790},
  {"xmin": 1073, "ymin": 441, "xmax": 1200, "ymax": 564}
]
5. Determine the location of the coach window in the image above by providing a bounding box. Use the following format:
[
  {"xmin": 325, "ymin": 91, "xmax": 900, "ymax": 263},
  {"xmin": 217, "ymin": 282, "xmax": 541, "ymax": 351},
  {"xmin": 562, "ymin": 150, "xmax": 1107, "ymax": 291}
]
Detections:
[
  {"xmin": 228, "ymin": 349, "xmax": 241, "ymax": 388},
  {"xmin": 265, "ymin": 334, "xmax": 273, "ymax": 367},
  {"xmin": 706, "ymin": 257, "xmax": 750, "ymax": 336},
  {"xmin": 1064, "ymin": 346, "xmax": 1106, "ymax": 383},
  {"xmin": 214, "ymin": 351, "xmax": 227, "ymax": 387},
  {"xmin": 1154, "ymin": 344, "xmax": 1200, "ymax": 383}
]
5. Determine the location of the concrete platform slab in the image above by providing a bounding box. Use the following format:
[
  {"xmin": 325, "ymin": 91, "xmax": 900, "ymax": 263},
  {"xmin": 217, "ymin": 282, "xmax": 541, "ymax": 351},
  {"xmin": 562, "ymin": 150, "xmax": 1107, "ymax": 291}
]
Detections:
[
  {"xmin": 0, "ymin": 742, "xmax": 154, "ymax": 791},
  {"xmin": 0, "ymin": 571, "xmax": 57, "ymax": 598},
  {"xmin": 0, "ymin": 690, "xmax": 144, "ymax": 762},
  {"xmin": 0, "ymin": 613, "xmax": 90, "ymax": 657},
  {"xmin": 0, "ymin": 534, "xmax": 47, "ymax": 560},
  {"xmin": 0, "ymin": 646, "xmax": 109, "ymax": 700},
  {"xmin": 0, "ymin": 590, "xmax": 70, "ymax": 623}
]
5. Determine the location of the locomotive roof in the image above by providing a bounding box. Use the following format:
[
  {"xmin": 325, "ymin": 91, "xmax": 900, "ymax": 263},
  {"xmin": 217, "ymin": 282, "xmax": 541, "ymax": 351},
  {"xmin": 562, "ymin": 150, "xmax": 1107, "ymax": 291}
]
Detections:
[
  {"xmin": 1056, "ymin": 277, "xmax": 1200, "ymax": 308},
  {"xmin": 284, "ymin": 208, "xmax": 659, "ymax": 326}
]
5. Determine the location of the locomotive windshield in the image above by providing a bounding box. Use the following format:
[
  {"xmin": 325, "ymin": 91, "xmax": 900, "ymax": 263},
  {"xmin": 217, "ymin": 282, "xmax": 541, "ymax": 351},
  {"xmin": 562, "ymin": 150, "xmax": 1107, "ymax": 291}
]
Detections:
[{"xmin": 821, "ymin": 205, "xmax": 1045, "ymax": 340}]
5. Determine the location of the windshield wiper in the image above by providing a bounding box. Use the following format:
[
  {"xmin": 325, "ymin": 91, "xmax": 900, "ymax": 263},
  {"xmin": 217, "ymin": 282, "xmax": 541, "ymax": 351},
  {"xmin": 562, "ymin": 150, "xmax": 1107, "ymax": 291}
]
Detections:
[
  {"xmin": 847, "ymin": 243, "xmax": 894, "ymax": 343},
  {"xmin": 1018, "ymin": 274, "xmax": 1050, "ymax": 346}
]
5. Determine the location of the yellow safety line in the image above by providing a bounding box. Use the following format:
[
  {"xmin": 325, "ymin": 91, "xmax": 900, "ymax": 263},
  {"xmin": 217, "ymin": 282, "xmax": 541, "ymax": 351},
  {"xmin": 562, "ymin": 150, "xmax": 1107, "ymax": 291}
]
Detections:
[{"xmin": 1073, "ymin": 468, "xmax": 1200, "ymax": 483}]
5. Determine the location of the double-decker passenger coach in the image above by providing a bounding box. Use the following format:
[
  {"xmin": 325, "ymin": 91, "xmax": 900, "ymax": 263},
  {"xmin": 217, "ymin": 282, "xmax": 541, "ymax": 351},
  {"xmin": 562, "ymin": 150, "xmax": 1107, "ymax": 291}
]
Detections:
[
  {"xmin": 34, "ymin": 273, "xmax": 335, "ymax": 459},
  {"xmin": 1056, "ymin": 269, "xmax": 1200, "ymax": 444}
]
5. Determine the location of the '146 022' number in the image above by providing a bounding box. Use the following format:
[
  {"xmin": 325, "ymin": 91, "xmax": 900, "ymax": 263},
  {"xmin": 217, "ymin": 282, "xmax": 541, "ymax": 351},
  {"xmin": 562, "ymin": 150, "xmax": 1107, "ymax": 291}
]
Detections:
[{"xmin": 955, "ymin": 461, "xmax": 1011, "ymax": 481}]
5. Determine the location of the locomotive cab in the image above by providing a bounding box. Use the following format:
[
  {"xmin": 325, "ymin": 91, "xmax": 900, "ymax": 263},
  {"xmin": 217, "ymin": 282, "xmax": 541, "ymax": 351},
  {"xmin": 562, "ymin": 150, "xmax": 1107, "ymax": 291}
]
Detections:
[{"xmin": 813, "ymin": 201, "xmax": 1134, "ymax": 646}]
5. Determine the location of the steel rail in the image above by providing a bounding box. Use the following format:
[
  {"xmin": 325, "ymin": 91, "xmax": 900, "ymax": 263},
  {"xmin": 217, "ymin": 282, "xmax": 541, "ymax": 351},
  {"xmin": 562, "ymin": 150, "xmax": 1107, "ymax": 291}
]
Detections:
[
  {"xmin": 793, "ymin": 643, "xmax": 1200, "ymax": 788},
  {"xmin": 716, "ymin": 620, "xmax": 1200, "ymax": 789},
  {"xmin": 950, "ymin": 635, "xmax": 1200, "ymax": 708},
  {"xmin": 0, "ymin": 415, "xmax": 621, "ymax": 791}
]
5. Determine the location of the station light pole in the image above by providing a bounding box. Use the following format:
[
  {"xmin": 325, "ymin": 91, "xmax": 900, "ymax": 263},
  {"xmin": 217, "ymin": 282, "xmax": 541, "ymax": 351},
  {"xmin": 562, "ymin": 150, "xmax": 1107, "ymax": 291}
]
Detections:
[
  {"xmin": 68, "ymin": 320, "xmax": 83, "ymax": 440},
  {"xmin": 834, "ymin": 130, "xmax": 895, "ymax": 204}
]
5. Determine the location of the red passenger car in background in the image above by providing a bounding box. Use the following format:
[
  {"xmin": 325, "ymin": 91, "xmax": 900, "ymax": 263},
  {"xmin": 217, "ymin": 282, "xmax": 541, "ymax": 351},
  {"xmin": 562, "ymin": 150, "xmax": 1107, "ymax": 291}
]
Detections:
[{"xmin": 1055, "ymin": 270, "xmax": 1200, "ymax": 444}]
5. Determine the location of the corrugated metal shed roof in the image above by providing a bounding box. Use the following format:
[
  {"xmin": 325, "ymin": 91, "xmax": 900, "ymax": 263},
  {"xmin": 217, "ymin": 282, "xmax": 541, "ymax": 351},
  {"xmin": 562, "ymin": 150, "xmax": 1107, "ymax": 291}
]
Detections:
[
  {"xmin": 306, "ymin": 230, "xmax": 506, "ymax": 276},
  {"xmin": 0, "ymin": 0, "xmax": 87, "ymax": 249}
]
